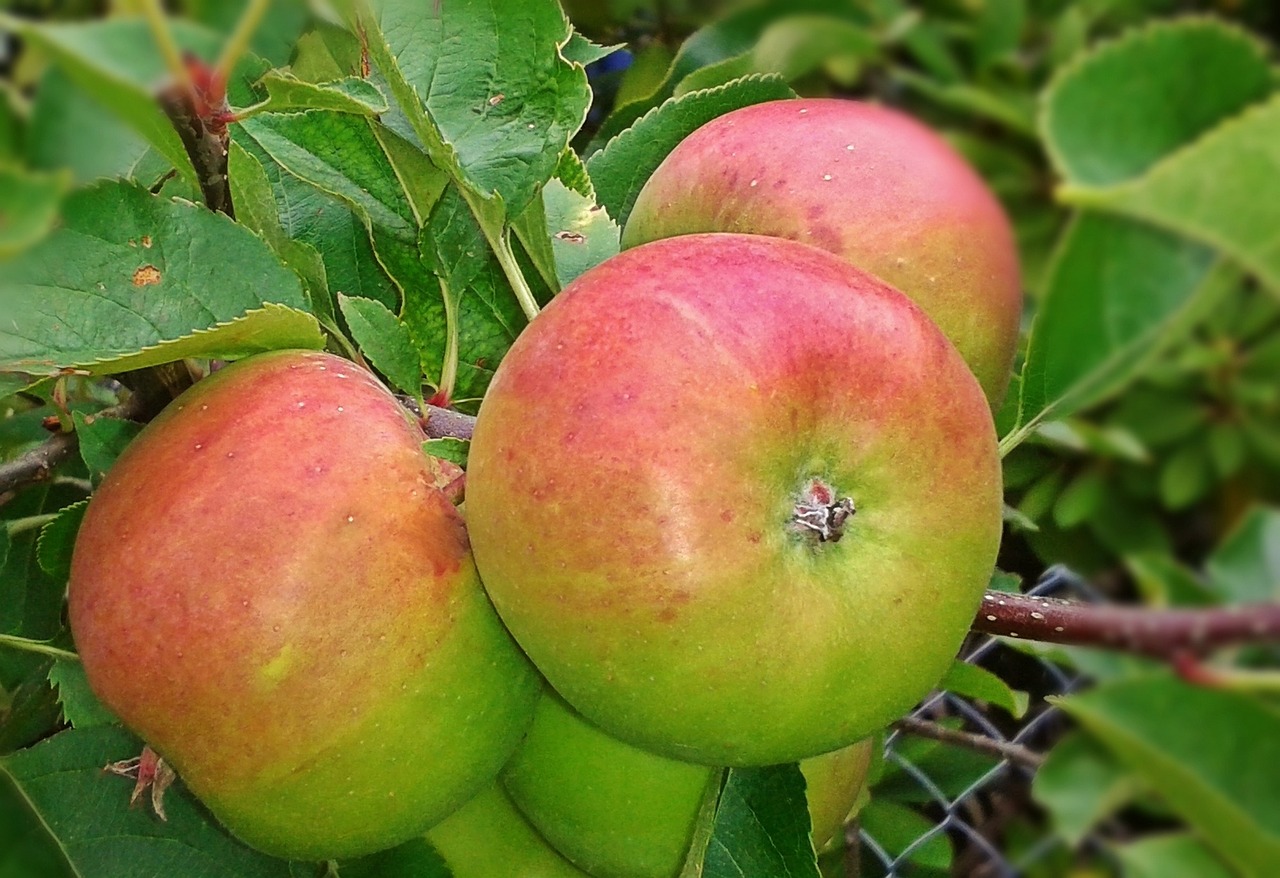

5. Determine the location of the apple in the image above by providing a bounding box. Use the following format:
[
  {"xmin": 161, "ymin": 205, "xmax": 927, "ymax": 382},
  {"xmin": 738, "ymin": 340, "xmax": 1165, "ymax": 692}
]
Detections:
[
  {"xmin": 427, "ymin": 781, "xmax": 594, "ymax": 878},
  {"xmin": 466, "ymin": 233, "xmax": 1003, "ymax": 766},
  {"xmin": 501, "ymin": 692, "xmax": 874, "ymax": 878},
  {"xmin": 68, "ymin": 350, "xmax": 541, "ymax": 860},
  {"xmin": 622, "ymin": 98, "xmax": 1023, "ymax": 406}
]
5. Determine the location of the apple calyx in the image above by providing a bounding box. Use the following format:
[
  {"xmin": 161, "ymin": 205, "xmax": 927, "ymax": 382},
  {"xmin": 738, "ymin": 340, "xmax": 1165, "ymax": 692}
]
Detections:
[
  {"xmin": 104, "ymin": 745, "xmax": 176, "ymax": 821},
  {"xmin": 791, "ymin": 478, "xmax": 856, "ymax": 543}
]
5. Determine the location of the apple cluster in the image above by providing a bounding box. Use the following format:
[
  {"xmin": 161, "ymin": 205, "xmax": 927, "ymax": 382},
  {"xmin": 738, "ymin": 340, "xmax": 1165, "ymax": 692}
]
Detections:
[{"xmin": 66, "ymin": 99, "xmax": 1016, "ymax": 873}]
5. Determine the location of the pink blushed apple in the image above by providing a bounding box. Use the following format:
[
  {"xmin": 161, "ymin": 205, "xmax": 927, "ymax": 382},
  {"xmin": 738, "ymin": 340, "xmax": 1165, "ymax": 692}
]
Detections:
[
  {"xmin": 68, "ymin": 350, "xmax": 540, "ymax": 860},
  {"xmin": 466, "ymin": 234, "xmax": 1003, "ymax": 766},
  {"xmin": 622, "ymin": 98, "xmax": 1023, "ymax": 406}
]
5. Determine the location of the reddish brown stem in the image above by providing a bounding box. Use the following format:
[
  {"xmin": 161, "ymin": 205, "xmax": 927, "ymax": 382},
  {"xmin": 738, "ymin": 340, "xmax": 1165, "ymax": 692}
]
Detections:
[{"xmin": 971, "ymin": 591, "xmax": 1280, "ymax": 659}]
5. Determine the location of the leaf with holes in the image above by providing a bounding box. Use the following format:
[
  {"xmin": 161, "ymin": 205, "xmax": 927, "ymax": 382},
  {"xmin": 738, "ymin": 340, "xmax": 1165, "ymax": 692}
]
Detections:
[
  {"xmin": 0, "ymin": 181, "xmax": 319, "ymax": 374},
  {"xmin": 543, "ymin": 178, "xmax": 619, "ymax": 287}
]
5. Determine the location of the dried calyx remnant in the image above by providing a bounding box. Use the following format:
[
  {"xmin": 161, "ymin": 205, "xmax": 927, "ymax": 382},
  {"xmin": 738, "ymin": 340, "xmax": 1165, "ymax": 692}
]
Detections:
[{"xmin": 792, "ymin": 478, "xmax": 856, "ymax": 543}]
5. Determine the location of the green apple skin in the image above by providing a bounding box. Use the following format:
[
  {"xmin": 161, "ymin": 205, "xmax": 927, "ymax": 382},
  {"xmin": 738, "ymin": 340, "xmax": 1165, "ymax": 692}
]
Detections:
[
  {"xmin": 427, "ymin": 782, "xmax": 593, "ymax": 878},
  {"xmin": 466, "ymin": 233, "xmax": 1003, "ymax": 766},
  {"xmin": 501, "ymin": 692, "xmax": 873, "ymax": 878},
  {"xmin": 68, "ymin": 350, "xmax": 541, "ymax": 860},
  {"xmin": 622, "ymin": 98, "xmax": 1022, "ymax": 406}
]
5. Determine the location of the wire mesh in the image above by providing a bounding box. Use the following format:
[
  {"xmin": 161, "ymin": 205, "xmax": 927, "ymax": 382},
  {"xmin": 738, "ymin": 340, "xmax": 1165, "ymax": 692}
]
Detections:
[{"xmin": 847, "ymin": 567, "xmax": 1099, "ymax": 877}]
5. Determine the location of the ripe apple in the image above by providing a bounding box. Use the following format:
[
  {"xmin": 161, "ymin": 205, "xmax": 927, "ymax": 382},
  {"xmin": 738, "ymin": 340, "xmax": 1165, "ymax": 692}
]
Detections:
[
  {"xmin": 427, "ymin": 781, "xmax": 594, "ymax": 878},
  {"xmin": 501, "ymin": 692, "xmax": 874, "ymax": 878},
  {"xmin": 622, "ymin": 98, "xmax": 1022, "ymax": 405},
  {"xmin": 466, "ymin": 233, "xmax": 1003, "ymax": 766},
  {"xmin": 68, "ymin": 350, "xmax": 540, "ymax": 860}
]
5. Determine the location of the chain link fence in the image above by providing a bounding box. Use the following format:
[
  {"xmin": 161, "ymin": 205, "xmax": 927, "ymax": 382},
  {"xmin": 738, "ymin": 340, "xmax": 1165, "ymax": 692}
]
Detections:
[{"xmin": 837, "ymin": 568, "xmax": 1101, "ymax": 877}]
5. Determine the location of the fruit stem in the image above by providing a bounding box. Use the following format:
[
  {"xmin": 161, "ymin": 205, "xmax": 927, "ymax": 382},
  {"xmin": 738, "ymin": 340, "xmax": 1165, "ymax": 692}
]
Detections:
[
  {"xmin": 213, "ymin": 0, "xmax": 270, "ymax": 87},
  {"xmin": 141, "ymin": 0, "xmax": 195, "ymax": 102},
  {"xmin": 0, "ymin": 634, "xmax": 79, "ymax": 663},
  {"xmin": 492, "ymin": 229, "xmax": 542, "ymax": 322},
  {"xmin": 5, "ymin": 513, "xmax": 60, "ymax": 536}
]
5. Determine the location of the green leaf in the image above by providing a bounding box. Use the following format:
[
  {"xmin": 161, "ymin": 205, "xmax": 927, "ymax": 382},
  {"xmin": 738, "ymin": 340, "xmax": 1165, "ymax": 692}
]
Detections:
[
  {"xmin": 26, "ymin": 66, "xmax": 162, "ymax": 186},
  {"xmin": 72, "ymin": 411, "xmax": 141, "ymax": 486},
  {"xmin": 587, "ymin": 74, "xmax": 796, "ymax": 229},
  {"xmin": 0, "ymin": 17, "xmax": 234, "ymax": 189},
  {"xmin": 36, "ymin": 499, "xmax": 87, "ymax": 586},
  {"xmin": 48, "ymin": 659, "xmax": 119, "ymax": 729},
  {"xmin": 248, "ymin": 72, "xmax": 388, "ymax": 117},
  {"xmin": 939, "ymin": 661, "xmax": 1028, "ymax": 718},
  {"xmin": 858, "ymin": 799, "xmax": 952, "ymax": 871},
  {"xmin": 227, "ymin": 141, "xmax": 336, "ymax": 329},
  {"xmin": 1031, "ymin": 731, "xmax": 1142, "ymax": 847},
  {"xmin": 563, "ymin": 31, "xmax": 624, "ymax": 67},
  {"xmin": 0, "ymin": 726, "xmax": 301, "ymax": 878},
  {"xmin": 0, "ymin": 181, "xmax": 314, "ymax": 374},
  {"xmin": 1125, "ymin": 553, "xmax": 1216, "ymax": 608},
  {"xmin": 1, "ymin": 483, "xmax": 87, "ymax": 643},
  {"xmin": 0, "ymin": 82, "xmax": 20, "ymax": 161},
  {"xmin": 1062, "ymin": 94, "xmax": 1280, "ymax": 294},
  {"xmin": 542, "ymin": 178, "xmax": 620, "ymax": 287},
  {"xmin": 340, "ymin": 839, "xmax": 449, "ymax": 878},
  {"xmin": 1054, "ymin": 675, "xmax": 1280, "ymax": 877},
  {"xmin": 354, "ymin": 0, "xmax": 591, "ymax": 216},
  {"xmin": 1158, "ymin": 442, "xmax": 1212, "ymax": 510},
  {"xmin": 894, "ymin": 70, "xmax": 1037, "ymax": 137},
  {"xmin": 232, "ymin": 131, "xmax": 399, "ymax": 313},
  {"xmin": 422, "ymin": 438, "xmax": 469, "ymax": 469},
  {"xmin": 0, "ymin": 529, "xmax": 8, "ymax": 574},
  {"xmin": 0, "ymin": 164, "xmax": 69, "ymax": 259},
  {"xmin": 590, "ymin": 0, "xmax": 850, "ymax": 152},
  {"xmin": 1205, "ymin": 506, "xmax": 1280, "ymax": 604},
  {"xmin": 337, "ymin": 295, "xmax": 422, "ymax": 398},
  {"xmin": 1002, "ymin": 214, "xmax": 1227, "ymax": 453},
  {"xmin": 510, "ymin": 192, "xmax": 562, "ymax": 295},
  {"xmin": 289, "ymin": 21, "xmax": 363, "ymax": 83},
  {"xmin": 1113, "ymin": 834, "xmax": 1236, "ymax": 878},
  {"xmin": 699, "ymin": 764, "xmax": 819, "ymax": 878},
  {"xmin": 973, "ymin": 0, "xmax": 1025, "ymax": 70},
  {"xmin": 1041, "ymin": 18, "xmax": 1273, "ymax": 188},
  {"xmin": 239, "ymin": 112, "xmax": 420, "ymax": 243},
  {"xmin": 414, "ymin": 186, "xmax": 531, "ymax": 403},
  {"xmin": 0, "ymin": 770, "xmax": 75, "ymax": 878},
  {"xmin": 1053, "ymin": 468, "xmax": 1106, "ymax": 529},
  {"xmin": 674, "ymin": 15, "xmax": 879, "ymax": 97}
]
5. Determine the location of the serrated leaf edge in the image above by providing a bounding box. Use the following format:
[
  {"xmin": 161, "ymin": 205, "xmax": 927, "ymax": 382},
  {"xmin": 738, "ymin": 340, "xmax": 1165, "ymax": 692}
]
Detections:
[
  {"xmin": 1038, "ymin": 14, "xmax": 1275, "ymax": 184},
  {"xmin": 1056, "ymin": 92, "xmax": 1280, "ymax": 291}
]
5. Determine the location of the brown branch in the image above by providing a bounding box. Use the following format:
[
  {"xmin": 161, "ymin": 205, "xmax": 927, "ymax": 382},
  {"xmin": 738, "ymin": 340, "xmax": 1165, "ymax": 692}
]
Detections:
[
  {"xmin": 892, "ymin": 716, "xmax": 1045, "ymax": 770},
  {"xmin": 971, "ymin": 591, "xmax": 1280, "ymax": 659},
  {"xmin": 0, "ymin": 368, "xmax": 186, "ymax": 497},
  {"xmin": 422, "ymin": 405, "xmax": 476, "ymax": 440},
  {"xmin": 0, "ymin": 429, "xmax": 80, "ymax": 497}
]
